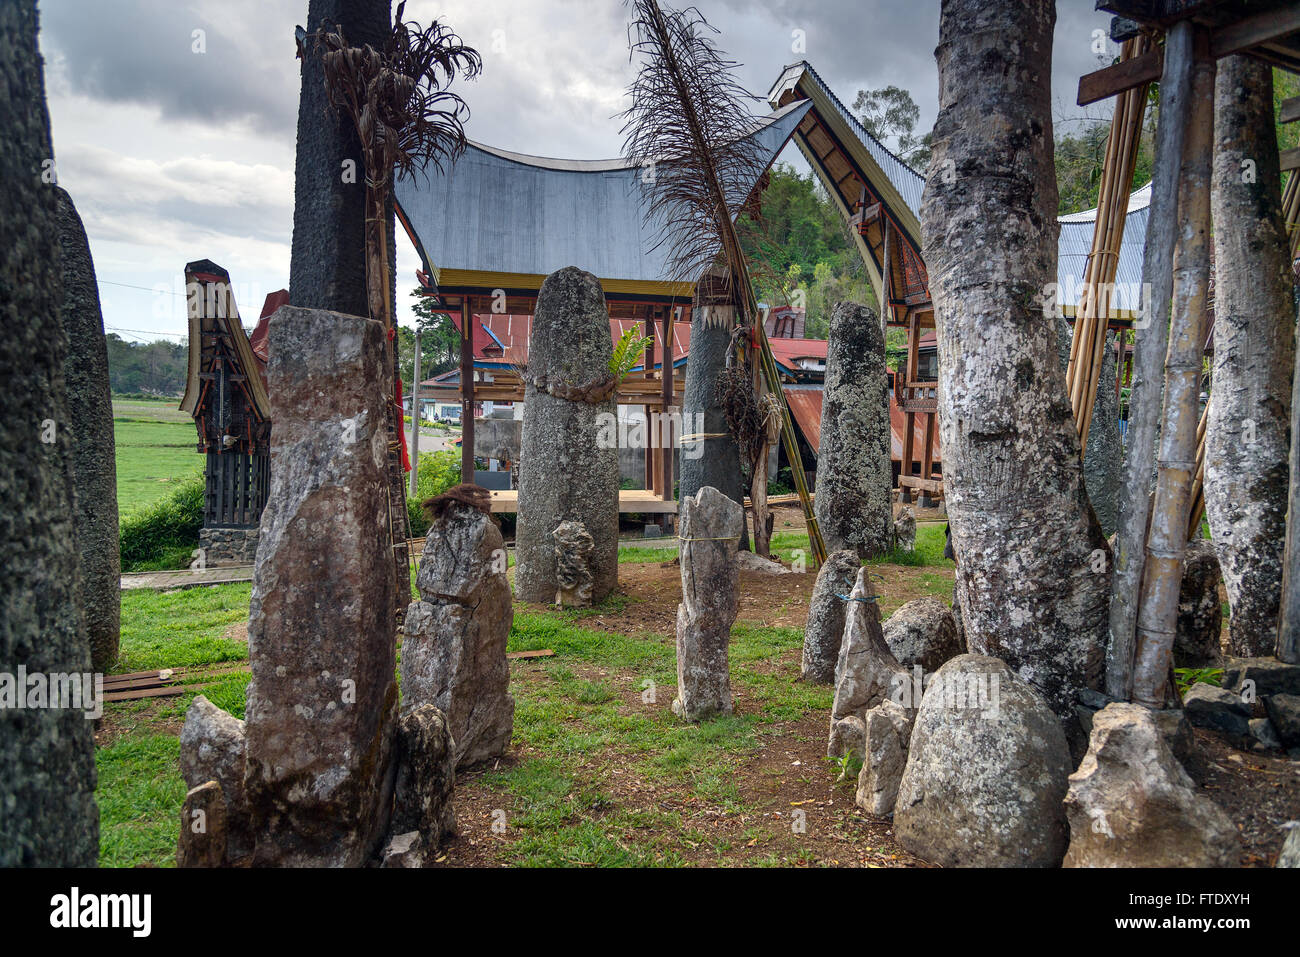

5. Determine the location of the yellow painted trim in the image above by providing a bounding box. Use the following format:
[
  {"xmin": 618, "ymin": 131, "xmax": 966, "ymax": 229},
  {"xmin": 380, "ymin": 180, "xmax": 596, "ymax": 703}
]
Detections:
[{"xmin": 433, "ymin": 268, "xmax": 694, "ymax": 299}]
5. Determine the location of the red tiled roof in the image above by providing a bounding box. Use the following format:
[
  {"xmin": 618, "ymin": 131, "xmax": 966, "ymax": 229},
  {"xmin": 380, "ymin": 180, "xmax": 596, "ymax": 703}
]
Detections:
[{"xmin": 249, "ymin": 289, "xmax": 289, "ymax": 364}]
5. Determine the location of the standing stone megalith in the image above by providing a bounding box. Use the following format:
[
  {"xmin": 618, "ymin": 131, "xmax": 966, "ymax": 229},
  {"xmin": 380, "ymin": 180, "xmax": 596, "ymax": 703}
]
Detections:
[
  {"xmin": 0, "ymin": 0, "xmax": 99, "ymax": 867},
  {"xmin": 815, "ymin": 301, "xmax": 894, "ymax": 557},
  {"xmin": 290, "ymin": 0, "xmax": 392, "ymax": 318},
  {"xmin": 1206, "ymin": 55, "xmax": 1295, "ymax": 657},
  {"xmin": 1083, "ymin": 333, "xmax": 1122, "ymax": 538},
  {"xmin": 678, "ymin": 268, "xmax": 745, "ymax": 511},
  {"xmin": 401, "ymin": 489, "xmax": 514, "ymax": 769},
  {"xmin": 243, "ymin": 306, "xmax": 399, "ymax": 867},
  {"xmin": 56, "ymin": 187, "xmax": 120, "ymax": 674},
  {"xmin": 673, "ymin": 486, "xmax": 743, "ymax": 720},
  {"xmin": 827, "ymin": 567, "xmax": 908, "ymax": 760},
  {"xmin": 801, "ymin": 549, "xmax": 859, "ymax": 684},
  {"xmin": 514, "ymin": 266, "xmax": 619, "ymax": 604}
]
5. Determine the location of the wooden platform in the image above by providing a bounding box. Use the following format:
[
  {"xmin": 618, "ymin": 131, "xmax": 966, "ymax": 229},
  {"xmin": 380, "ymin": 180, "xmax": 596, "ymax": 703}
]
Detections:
[{"xmin": 488, "ymin": 488, "xmax": 678, "ymax": 514}]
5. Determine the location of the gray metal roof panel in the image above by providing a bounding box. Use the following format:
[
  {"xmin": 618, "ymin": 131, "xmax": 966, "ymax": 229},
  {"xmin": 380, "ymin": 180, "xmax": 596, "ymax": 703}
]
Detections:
[{"xmin": 395, "ymin": 100, "xmax": 812, "ymax": 284}]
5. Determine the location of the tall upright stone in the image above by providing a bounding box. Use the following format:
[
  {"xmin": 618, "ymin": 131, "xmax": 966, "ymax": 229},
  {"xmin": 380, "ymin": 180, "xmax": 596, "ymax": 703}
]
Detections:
[
  {"xmin": 243, "ymin": 306, "xmax": 398, "ymax": 867},
  {"xmin": 1206, "ymin": 55, "xmax": 1295, "ymax": 657},
  {"xmin": 514, "ymin": 266, "xmax": 619, "ymax": 604},
  {"xmin": 678, "ymin": 268, "xmax": 745, "ymax": 510},
  {"xmin": 1083, "ymin": 333, "xmax": 1122, "ymax": 537},
  {"xmin": 55, "ymin": 187, "xmax": 120, "ymax": 673},
  {"xmin": 401, "ymin": 493, "xmax": 514, "ymax": 769},
  {"xmin": 673, "ymin": 486, "xmax": 743, "ymax": 721},
  {"xmin": 827, "ymin": 567, "xmax": 908, "ymax": 760},
  {"xmin": 801, "ymin": 549, "xmax": 860, "ymax": 684},
  {"xmin": 290, "ymin": 0, "xmax": 392, "ymax": 317},
  {"xmin": 815, "ymin": 301, "xmax": 894, "ymax": 557},
  {"xmin": 0, "ymin": 0, "xmax": 99, "ymax": 867}
]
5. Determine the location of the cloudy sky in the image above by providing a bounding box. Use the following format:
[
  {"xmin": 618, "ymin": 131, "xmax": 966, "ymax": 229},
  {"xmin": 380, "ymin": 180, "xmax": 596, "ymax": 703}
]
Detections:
[{"xmin": 36, "ymin": 0, "xmax": 1121, "ymax": 341}]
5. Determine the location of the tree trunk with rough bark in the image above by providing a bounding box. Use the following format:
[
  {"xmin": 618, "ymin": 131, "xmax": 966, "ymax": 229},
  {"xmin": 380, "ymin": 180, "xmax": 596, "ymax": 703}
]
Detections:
[
  {"xmin": 921, "ymin": 0, "xmax": 1110, "ymax": 720},
  {"xmin": 0, "ymin": 0, "xmax": 99, "ymax": 866},
  {"xmin": 1205, "ymin": 55, "xmax": 1294, "ymax": 658}
]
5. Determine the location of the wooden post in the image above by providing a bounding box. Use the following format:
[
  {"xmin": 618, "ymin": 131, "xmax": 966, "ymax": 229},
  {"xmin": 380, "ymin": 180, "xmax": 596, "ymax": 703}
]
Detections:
[
  {"xmin": 644, "ymin": 310, "xmax": 658, "ymax": 494},
  {"xmin": 460, "ymin": 298, "xmax": 474, "ymax": 484},
  {"xmin": 662, "ymin": 305, "xmax": 676, "ymax": 503},
  {"xmin": 1106, "ymin": 20, "xmax": 1196, "ymax": 701},
  {"xmin": 409, "ymin": 326, "xmax": 421, "ymax": 496}
]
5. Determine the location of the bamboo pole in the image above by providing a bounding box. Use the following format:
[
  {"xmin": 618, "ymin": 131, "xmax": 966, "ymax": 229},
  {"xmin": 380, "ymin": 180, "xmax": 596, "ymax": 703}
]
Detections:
[
  {"xmin": 1132, "ymin": 33, "xmax": 1215, "ymax": 709},
  {"xmin": 1067, "ymin": 35, "xmax": 1151, "ymax": 452},
  {"xmin": 1106, "ymin": 22, "xmax": 1196, "ymax": 701},
  {"xmin": 1186, "ymin": 399, "xmax": 1208, "ymax": 541}
]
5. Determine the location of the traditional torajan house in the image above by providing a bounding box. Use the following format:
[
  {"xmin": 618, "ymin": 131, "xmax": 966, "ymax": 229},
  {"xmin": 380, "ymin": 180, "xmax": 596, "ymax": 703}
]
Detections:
[
  {"xmin": 178, "ymin": 259, "xmax": 285, "ymax": 566},
  {"xmin": 395, "ymin": 60, "xmax": 1153, "ymax": 513}
]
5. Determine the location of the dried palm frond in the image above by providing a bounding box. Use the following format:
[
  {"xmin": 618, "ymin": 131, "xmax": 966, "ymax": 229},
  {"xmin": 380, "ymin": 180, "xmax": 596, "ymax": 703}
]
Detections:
[
  {"xmin": 619, "ymin": 0, "xmax": 765, "ymax": 316},
  {"xmin": 316, "ymin": 2, "xmax": 481, "ymax": 191}
]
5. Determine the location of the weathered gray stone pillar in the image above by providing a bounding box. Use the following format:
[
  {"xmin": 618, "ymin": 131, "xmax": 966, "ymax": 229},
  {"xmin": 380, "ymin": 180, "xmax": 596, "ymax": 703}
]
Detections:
[
  {"xmin": 56, "ymin": 187, "xmax": 120, "ymax": 673},
  {"xmin": 289, "ymin": 0, "xmax": 392, "ymax": 317},
  {"xmin": 401, "ymin": 494, "xmax": 514, "ymax": 769},
  {"xmin": 678, "ymin": 270, "xmax": 745, "ymax": 511},
  {"xmin": 243, "ymin": 306, "xmax": 398, "ymax": 867},
  {"xmin": 514, "ymin": 266, "xmax": 619, "ymax": 603},
  {"xmin": 673, "ymin": 486, "xmax": 742, "ymax": 720},
  {"xmin": 815, "ymin": 300, "xmax": 894, "ymax": 557},
  {"xmin": 800, "ymin": 549, "xmax": 859, "ymax": 683},
  {"xmin": 0, "ymin": 0, "xmax": 99, "ymax": 867},
  {"xmin": 827, "ymin": 567, "xmax": 907, "ymax": 760},
  {"xmin": 1083, "ymin": 333, "xmax": 1122, "ymax": 537}
]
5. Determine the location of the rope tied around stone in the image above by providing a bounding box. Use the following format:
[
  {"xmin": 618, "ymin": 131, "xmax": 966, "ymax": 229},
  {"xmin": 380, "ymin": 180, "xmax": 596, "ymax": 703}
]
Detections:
[{"xmin": 524, "ymin": 372, "xmax": 617, "ymax": 404}]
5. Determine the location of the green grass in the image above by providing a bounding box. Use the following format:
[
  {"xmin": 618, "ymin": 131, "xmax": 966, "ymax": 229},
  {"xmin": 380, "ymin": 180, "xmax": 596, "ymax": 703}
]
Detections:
[
  {"xmin": 116, "ymin": 582, "xmax": 252, "ymax": 673},
  {"xmin": 98, "ymin": 579, "xmax": 835, "ymax": 868},
  {"xmin": 114, "ymin": 413, "xmax": 201, "ymax": 516},
  {"xmin": 612, "ymin": 523, "xmax": 952, "ymax": 572}
]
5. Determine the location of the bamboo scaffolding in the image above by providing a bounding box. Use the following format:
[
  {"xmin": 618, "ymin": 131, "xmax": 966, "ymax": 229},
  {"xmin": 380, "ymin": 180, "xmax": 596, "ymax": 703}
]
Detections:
[
  {"xmin": 1106, "ymin": 22, "xmax": 1196, "ymax": 701},
  {"xmin": 1066, "ymin": 35, "xmax": 1152, "ymax": 452}
]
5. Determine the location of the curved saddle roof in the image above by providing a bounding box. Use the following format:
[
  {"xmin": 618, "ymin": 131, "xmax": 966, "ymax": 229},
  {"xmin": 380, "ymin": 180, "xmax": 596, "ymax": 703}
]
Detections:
[{"xmin": 394, "ymin": 99, "xmax": 813, "ymax": 298}]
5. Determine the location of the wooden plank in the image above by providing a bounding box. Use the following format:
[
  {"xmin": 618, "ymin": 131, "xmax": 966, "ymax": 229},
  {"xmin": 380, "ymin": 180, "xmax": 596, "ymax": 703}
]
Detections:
[
  {"xmin": 1211, "ymin": 6, "xmax": 1300, "ymax": 61},
  {"xmin": 506, "ymin": 649, "xmax": 555, "ymax": 660},
  {"xmin": 1280, "ymin": 96, "xmax": 1300, "ymax": 125},
  {"xmin": 1078, "ymin": 46, "xmax": 1162, "ymax": 105},
  {"xmin": 1281, "ymin": 147, "xmax": 1300, "ymax": 172}
]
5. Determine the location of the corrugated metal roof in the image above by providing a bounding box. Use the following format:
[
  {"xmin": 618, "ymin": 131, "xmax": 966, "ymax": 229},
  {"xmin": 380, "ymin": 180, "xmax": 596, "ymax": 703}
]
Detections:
[
  {"xmin": 1055, "ymin": 182, "xmax": 1152, "ymax": 315},
  {"xmin": 783, "ymin": 384, "xmax": 941, "ymax": 466},
  {"xmin": 768, "ymin": 61, "xmax": 926, "ymax": 217},
  {"xmin": 395, "ymin": 100, "xmax": 812, "ymax": 286}
]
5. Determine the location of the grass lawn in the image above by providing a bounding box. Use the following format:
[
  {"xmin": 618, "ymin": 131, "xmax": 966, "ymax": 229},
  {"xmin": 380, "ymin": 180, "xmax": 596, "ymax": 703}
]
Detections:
[
  {"xmin": 113, "ymin": 396, "xmax": 201, "ymax": 516},
  {"xmin": 96, "ymin": 522, "xmax": 952, "ymax": 868}
]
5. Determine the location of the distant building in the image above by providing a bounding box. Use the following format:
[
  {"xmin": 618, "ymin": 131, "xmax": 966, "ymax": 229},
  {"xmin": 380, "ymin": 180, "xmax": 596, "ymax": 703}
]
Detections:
[{"xmin": 179, "ymin": 259, "xmax": 284, "ymax": 566}]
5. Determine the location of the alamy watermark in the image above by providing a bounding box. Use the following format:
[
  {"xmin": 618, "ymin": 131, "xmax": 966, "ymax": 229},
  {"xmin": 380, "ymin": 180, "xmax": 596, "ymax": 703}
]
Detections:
[
  {"xmin": 0, "ymin": 666, "xmax": 104, "ymax": 720},
  {"xmin": 595, "ymin": 410, "xmax": 706, "ymax": 460}
]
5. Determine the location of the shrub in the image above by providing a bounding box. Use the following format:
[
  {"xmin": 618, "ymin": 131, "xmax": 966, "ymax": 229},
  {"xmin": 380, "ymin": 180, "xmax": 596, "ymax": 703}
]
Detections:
[
  {"xmin": 406, "ymin": 448, "xmax": 463, "ymax": 538},
  {"xmin": 119, "ymin": 472, "xmax": 205, "ymax": 571}
]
